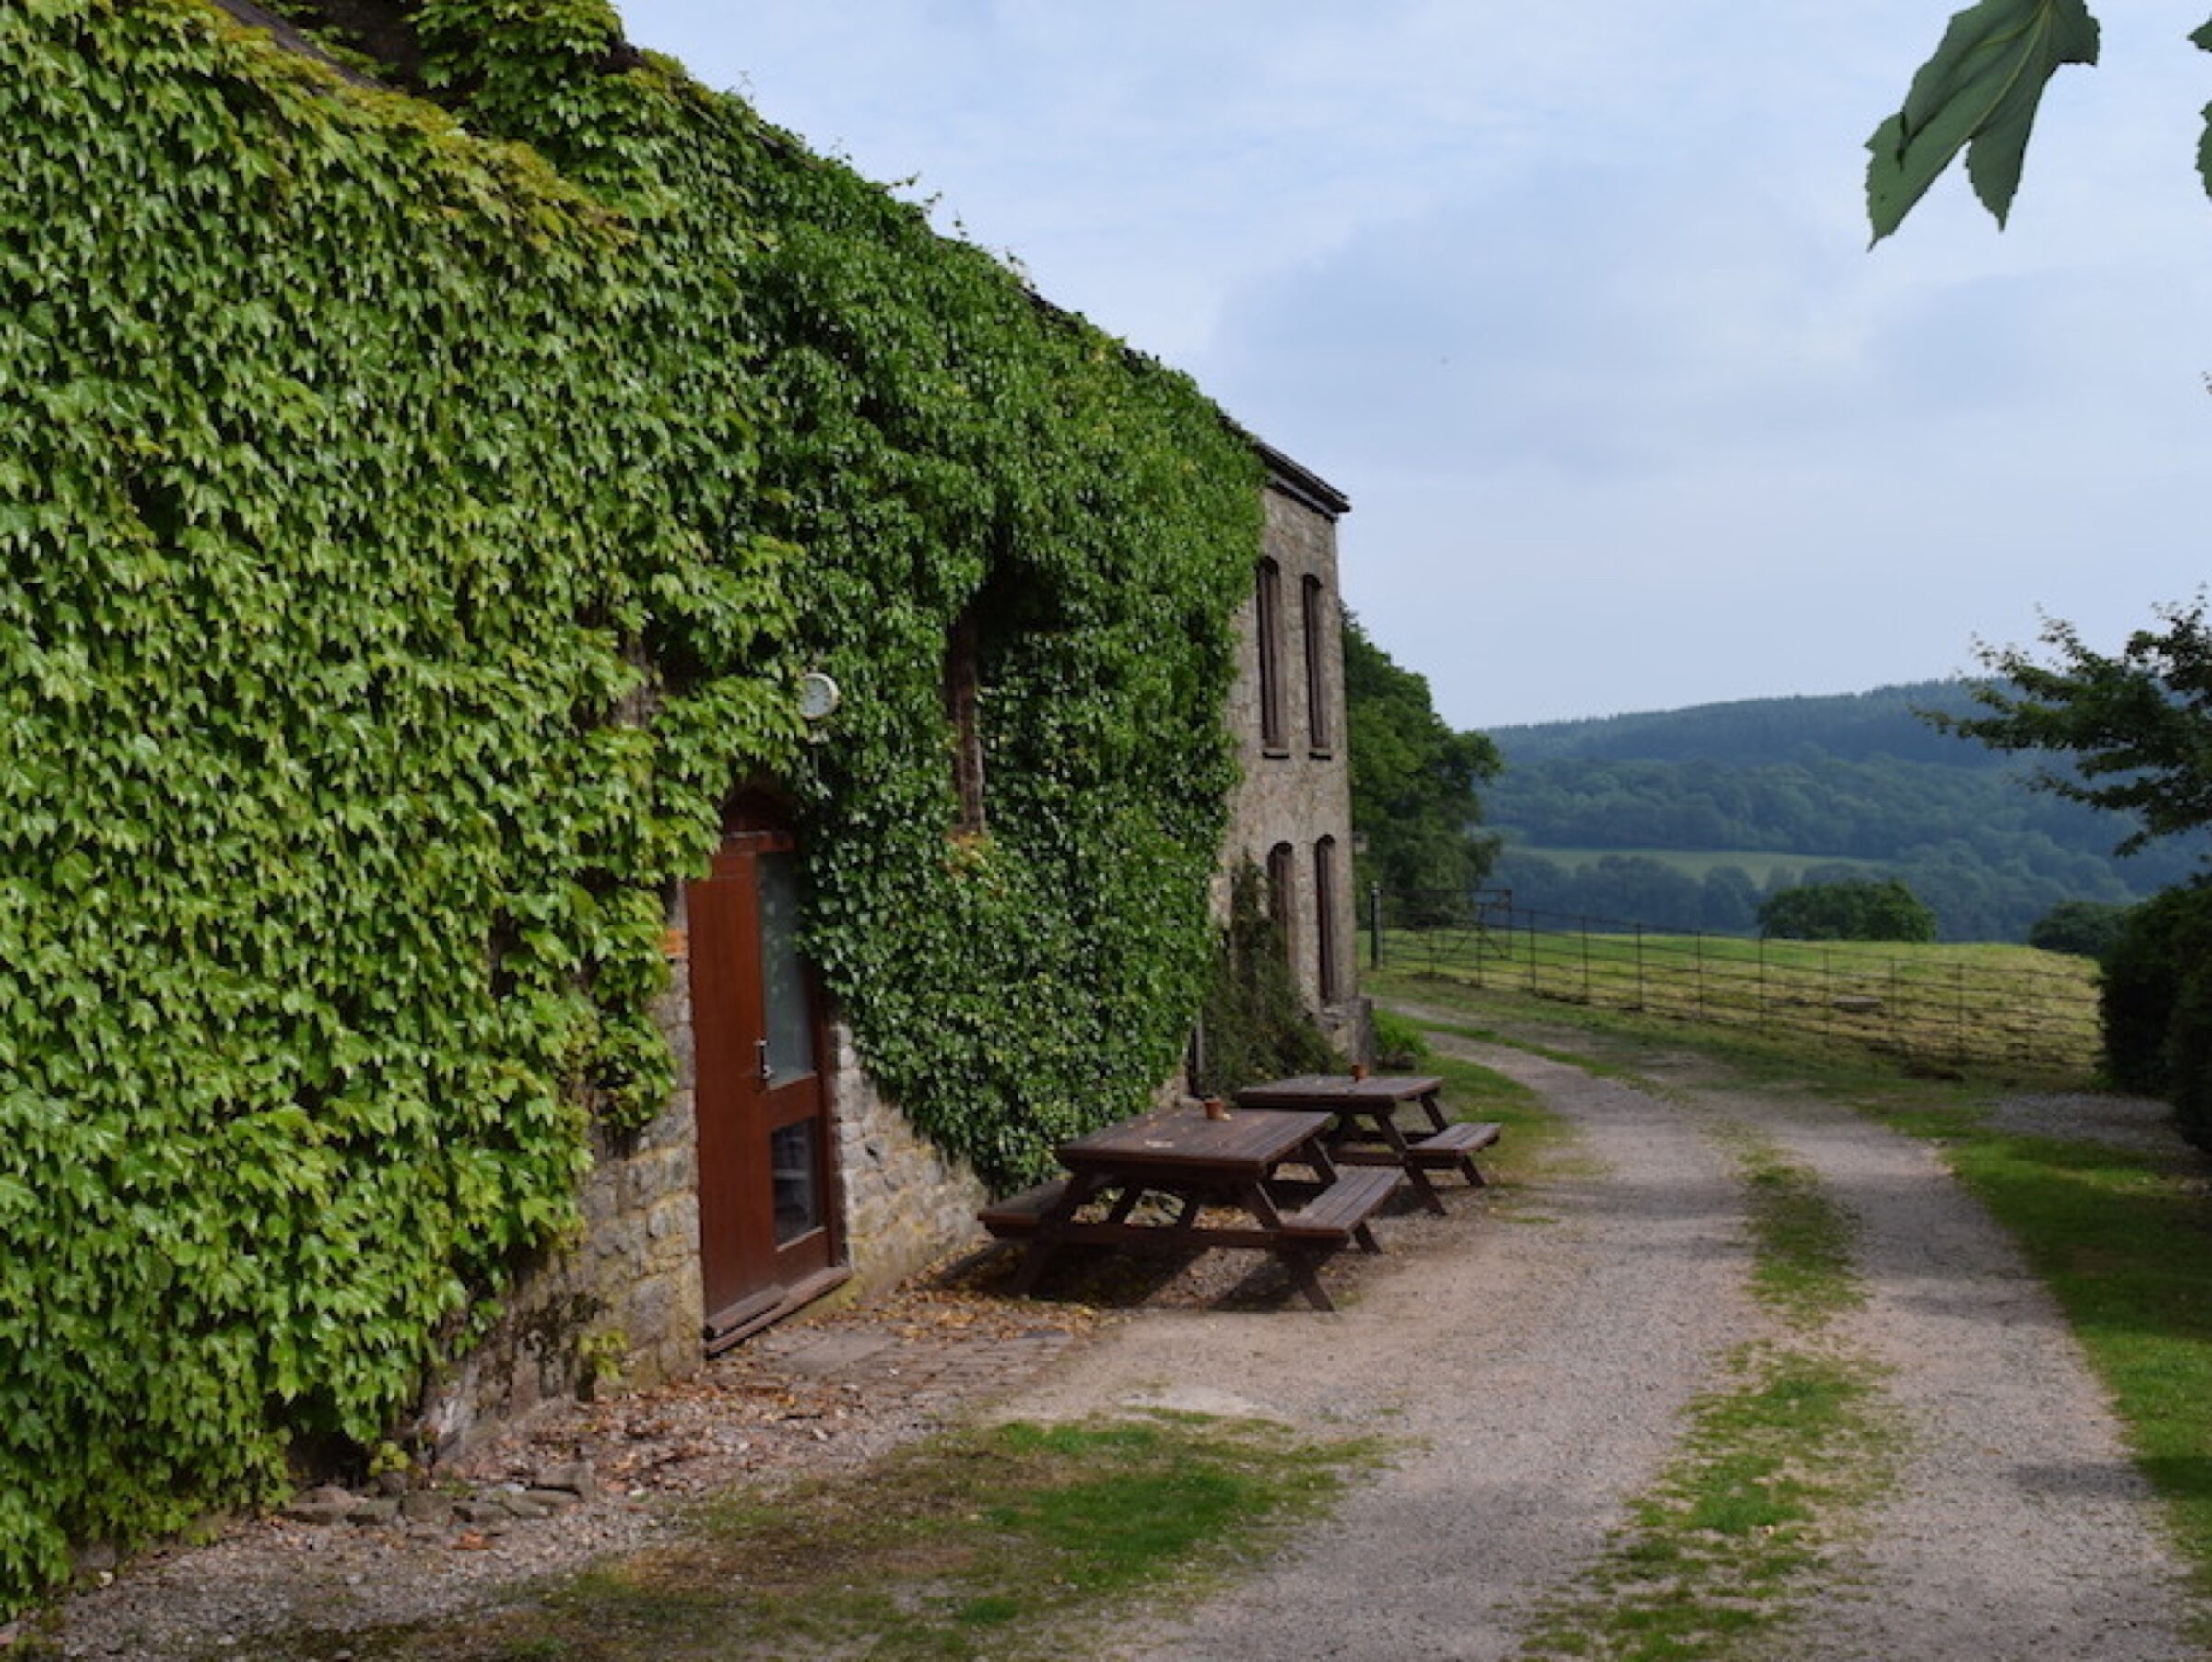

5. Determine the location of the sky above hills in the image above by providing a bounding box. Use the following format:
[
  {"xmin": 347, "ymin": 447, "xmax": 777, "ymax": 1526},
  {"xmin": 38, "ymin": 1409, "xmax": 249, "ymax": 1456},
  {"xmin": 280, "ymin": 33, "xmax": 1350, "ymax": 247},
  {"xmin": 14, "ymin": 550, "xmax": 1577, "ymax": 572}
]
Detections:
[{"xmin": 615, "ymin": 2, "xmax": 2212, "ymax": 729}]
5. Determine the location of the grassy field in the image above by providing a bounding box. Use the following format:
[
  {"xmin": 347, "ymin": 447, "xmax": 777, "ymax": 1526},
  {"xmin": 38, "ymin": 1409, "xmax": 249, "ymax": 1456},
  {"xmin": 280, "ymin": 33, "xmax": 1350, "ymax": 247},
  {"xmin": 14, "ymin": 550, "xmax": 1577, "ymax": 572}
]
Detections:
[
  {"xmin": 1495, "ymin": 843, "xmax": 1886, "ymax": 885},
  {"xmin": 1381, "ymin": 921, "xmax": 2101, "ymax": 1084}
]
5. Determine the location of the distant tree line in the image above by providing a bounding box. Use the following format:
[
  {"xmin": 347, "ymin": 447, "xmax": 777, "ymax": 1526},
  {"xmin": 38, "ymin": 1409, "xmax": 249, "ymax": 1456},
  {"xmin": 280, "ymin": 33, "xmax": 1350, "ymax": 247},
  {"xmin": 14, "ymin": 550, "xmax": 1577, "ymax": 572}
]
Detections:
[
  {"xmin": 1941, "ymin": 601, "xmax": 2212, "ymax": 1149},
  {"xmin": 1492, "ymin": 851, "xmax": 1908, "ymax": 937},
  {"xmin": 1489, "ymin": 843, "xmax": 2145, "ymax": 945},
  {"xmin": 1343, "ymin": 614, "xmax": 1500, "ymax": 901},
  {"xmin": 1484, "ymin": 682, "xmax": 2206, "ymax": 942},
  {"xmin": 1498, "ymin": 682, "xmax": 1982, "ymax": 768}
]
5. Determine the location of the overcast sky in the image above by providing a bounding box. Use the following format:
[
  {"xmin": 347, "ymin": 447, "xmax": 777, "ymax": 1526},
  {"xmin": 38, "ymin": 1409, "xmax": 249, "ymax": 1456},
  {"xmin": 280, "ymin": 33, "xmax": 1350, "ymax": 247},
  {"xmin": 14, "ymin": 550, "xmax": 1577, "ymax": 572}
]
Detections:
[{"xmin": 614, "ymin": 1, "xmax": 2212, "ymax": 730}]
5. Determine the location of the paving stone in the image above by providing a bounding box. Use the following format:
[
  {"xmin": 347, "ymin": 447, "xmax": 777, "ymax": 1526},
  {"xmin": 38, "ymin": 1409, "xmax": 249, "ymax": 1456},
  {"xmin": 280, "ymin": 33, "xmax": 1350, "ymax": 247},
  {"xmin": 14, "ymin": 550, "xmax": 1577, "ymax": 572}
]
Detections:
[{"xmin": 771, "ymin": 1331, "xmax": 900, "ymax": 1377}]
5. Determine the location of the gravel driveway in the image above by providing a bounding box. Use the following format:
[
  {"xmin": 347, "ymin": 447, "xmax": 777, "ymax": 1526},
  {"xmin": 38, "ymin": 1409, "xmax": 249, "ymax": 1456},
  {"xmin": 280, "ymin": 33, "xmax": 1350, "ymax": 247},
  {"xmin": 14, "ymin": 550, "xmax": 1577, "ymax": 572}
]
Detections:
[
  {"xmin": 997, "ymin": 1018, "xmax": 2206, "ymax": 1660},
  {"xmin": 34, "ymin": 1016, "xmax": 2206, "ymax": 1659}
]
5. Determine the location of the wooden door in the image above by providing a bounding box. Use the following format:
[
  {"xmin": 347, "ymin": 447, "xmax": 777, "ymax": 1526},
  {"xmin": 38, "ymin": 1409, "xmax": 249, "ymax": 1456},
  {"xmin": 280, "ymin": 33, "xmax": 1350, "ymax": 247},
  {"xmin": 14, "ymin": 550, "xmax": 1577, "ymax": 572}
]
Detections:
[{"xmin": 688, "ymin": 823, "xmax": 841, "ymax": 1350}]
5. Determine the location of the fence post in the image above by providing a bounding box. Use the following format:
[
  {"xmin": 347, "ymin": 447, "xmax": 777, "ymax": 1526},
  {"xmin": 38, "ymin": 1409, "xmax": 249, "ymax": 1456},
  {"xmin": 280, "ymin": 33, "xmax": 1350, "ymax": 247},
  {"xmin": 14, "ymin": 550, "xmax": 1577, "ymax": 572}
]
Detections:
[{"xmin": 1369, "ymin": 882, "xmax": 1382, "ymax": 971}]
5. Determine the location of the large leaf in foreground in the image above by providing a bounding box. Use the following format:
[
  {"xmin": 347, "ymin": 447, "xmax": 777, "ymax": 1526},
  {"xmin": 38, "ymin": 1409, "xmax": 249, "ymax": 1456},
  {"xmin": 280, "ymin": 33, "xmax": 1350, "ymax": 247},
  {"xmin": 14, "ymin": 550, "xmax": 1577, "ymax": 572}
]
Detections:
[{"xmin": 1865, "ymin": 0, "xmax": 2100, "ymax": 242}]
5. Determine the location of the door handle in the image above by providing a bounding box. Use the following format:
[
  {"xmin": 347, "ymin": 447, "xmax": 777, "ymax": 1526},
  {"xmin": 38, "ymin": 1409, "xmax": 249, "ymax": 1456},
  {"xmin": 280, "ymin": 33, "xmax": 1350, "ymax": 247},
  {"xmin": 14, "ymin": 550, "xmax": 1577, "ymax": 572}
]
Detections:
[{"xmin": 757, "ymin": 1038, "xmax": 773, "ymax": 1084}]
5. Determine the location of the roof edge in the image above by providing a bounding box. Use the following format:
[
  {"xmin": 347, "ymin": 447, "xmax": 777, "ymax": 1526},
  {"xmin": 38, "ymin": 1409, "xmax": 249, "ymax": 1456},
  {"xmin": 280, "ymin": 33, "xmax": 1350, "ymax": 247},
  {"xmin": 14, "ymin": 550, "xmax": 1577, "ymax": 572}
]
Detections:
[
  {"xmin": 1251, "ymin": 439, "xmax": 1351, "ymax": 519},
  {"xmin": 208, "ymin": 0, "xmax": 386, "ymax": 88}
]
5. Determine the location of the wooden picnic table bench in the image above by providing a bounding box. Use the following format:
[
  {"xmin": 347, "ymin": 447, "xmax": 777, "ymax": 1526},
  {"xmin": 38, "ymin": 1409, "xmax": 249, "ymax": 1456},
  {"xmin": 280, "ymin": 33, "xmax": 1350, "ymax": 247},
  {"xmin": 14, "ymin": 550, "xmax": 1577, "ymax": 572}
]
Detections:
[
  {"xmin": 978, "ymin": 1103, "xmax": 1397, "ymax": 1312},
  {"xmin": 1234, "ymin": 1073, "xmax": 1502, "ymax": 1215}
]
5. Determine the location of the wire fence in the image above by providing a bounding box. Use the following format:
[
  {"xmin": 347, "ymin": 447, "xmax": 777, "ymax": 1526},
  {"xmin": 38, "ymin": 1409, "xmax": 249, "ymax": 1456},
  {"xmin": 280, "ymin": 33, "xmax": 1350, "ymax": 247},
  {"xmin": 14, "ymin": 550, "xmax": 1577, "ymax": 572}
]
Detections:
[{"xmin": 1371, "ymin": 888, "xmax": 2101, "ymax": 1082}]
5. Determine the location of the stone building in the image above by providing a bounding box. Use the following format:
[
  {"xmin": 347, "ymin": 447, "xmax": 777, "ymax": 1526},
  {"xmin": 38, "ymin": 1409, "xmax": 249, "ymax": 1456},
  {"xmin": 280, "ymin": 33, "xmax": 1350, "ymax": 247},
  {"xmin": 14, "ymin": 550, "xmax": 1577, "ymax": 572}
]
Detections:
[
  {"xmin": 1222, "ymin": 445, "xmax": 1369, "ymax": 1057},
  {"xmin": 183, "ymin": 1, "xmax": 1367, "ymax": 1449},
  {"xmin": 437, "ymin": 439, "xmax": 1366, "ymax": 1445}
]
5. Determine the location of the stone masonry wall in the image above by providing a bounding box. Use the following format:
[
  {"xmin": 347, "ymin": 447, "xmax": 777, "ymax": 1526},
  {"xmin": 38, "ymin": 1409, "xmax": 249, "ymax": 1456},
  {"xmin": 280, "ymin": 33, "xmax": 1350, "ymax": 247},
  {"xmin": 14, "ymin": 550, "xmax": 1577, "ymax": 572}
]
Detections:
[
  {"xmin": 1220, "ymin": 477, "xmax": 1369, "ymax": 1055},
  {"xmin": 425, "ymin": 938, "xmax": 987, "ymax": 1457},
  {"xmin": 828, "ymin": 1021, "xmax": 991, "ymax": 1297},
  {"xmin": 416, "ymin": 950, "xmax": 704, "ymax": 1459}
]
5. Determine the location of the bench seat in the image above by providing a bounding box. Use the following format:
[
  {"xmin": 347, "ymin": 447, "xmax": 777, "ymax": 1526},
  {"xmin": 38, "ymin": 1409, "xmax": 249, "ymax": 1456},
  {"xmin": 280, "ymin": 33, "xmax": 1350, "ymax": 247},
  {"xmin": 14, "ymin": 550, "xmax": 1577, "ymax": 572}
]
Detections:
[
  {"xmin": 1279, "ymin": 1167, "xmax": 1399, "ymax": 1250},
  {"xmin": 1334, "ymin": 1119, "xmax": 1502, "ymax": 1189},
  {"xmin": 977, "ymin": 1179, "xmax": 1072, "ymax": 1239},
  {"xmin": 1414, "ymin": 1118, "xmax": 1501, "ymax": 1188},
  {"xmin": 1413, "ymin": 1120, "xmax": 1502, "ymax": 1157}
]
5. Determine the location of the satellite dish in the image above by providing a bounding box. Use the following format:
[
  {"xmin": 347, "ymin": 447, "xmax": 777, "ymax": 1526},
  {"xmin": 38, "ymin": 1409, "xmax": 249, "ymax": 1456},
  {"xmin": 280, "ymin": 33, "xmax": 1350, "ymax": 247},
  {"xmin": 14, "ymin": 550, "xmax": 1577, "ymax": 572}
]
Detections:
[{"xmin": 797, "ymin": 671, "xmax": 841, "ymax": 722}]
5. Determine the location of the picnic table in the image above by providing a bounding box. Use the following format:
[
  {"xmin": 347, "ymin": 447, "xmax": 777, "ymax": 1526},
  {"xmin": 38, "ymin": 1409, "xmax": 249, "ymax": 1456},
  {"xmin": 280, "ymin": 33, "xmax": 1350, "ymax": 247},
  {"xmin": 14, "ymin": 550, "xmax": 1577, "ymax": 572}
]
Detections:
[
  {"xmin": 1233, "ymin": 1072, "xmax": 1501, "ymax": 1215},
  {"xmin": 977, "ymin": 1102, "xmax": 1400, "ymax": 1312}
]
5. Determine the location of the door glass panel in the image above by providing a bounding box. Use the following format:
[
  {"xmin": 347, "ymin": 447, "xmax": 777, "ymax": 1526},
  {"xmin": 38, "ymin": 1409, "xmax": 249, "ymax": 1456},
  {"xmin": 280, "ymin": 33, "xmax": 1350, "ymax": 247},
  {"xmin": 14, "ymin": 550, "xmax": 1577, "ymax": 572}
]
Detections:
[
  {"xmin": 770, "ymin": 1119, "xmax": 821, "ymax": 1244},
  {"xmin": 756, "ymin": 851, "xmax": 815, "ymax": 1081}
]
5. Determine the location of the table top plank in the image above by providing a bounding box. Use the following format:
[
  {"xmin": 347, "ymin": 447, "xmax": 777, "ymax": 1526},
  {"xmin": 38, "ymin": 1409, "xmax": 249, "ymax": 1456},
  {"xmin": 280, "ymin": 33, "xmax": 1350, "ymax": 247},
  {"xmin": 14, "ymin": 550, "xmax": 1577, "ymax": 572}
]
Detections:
[
  {"xmin": 1057, "ymin": 1103, "xmax": 1324, "ymax": 1180},
  {"xmin": 1235, "ymin": 1073, "xmax": 1444, "ymax": 1110}
]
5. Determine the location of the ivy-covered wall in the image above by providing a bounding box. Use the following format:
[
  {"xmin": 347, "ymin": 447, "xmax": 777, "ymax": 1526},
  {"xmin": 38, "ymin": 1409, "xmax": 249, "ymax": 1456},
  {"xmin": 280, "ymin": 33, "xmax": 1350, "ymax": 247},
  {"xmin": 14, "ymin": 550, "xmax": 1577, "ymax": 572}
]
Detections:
[{"xmin": 0, "ymin": 0, "xmax": 1260, "ymax": 1612}]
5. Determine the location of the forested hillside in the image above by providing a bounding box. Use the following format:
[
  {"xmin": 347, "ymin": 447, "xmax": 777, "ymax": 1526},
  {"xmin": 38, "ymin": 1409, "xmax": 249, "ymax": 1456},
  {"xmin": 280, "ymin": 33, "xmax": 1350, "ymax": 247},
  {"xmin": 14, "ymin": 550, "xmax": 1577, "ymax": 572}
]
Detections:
[{"xmin": 1484, "ymin": 683, "xmax": 2209, "ymax": 941}]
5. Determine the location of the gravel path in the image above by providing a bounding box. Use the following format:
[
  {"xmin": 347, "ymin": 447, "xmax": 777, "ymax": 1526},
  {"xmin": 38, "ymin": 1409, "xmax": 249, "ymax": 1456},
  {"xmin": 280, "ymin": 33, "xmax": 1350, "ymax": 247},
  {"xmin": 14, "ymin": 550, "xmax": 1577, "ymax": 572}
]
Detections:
[
  {"xmin": 1720, "ymin": 1076, "xmax": 2198, "ymax": 1660},
  {"xmin": 30, "ymin": 1019, "xmax": 2206, "ymax": 1658},
  {"xmin": 997, "ymin": 1020, "xmax": 2206, "ymax": 1660},
  {"xmin": 1005, "ymin": 1032, "xmax": 1763, "ymax": 1661}
]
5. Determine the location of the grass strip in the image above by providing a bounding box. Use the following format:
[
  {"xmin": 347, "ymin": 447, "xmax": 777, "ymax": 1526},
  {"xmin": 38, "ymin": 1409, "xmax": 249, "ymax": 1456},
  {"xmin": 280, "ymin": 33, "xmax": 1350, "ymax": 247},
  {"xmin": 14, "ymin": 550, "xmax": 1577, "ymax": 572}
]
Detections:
[
  {"xmin": 1512, "ymin": 1129, "xmax": 1888, "ymax": 1662},
  {"xmin": 1734, "ymin": 1141, "xmax": 1862, "ymax": 1329},
  {"xmin": 1519, "ymin": 1342, "xmax": 1891, "ymax": 1662},
  {"xmin": 1385, "ymin": 992, "xmax": 1896, "ymax": 1659},
  {"xmin": 1514, "ymin": 1141, "xmax": 1885, "ymax": 1660},
  {"xmin": 258, "ymin": 1414, "xmax": 1378, "ymax": 1662}
]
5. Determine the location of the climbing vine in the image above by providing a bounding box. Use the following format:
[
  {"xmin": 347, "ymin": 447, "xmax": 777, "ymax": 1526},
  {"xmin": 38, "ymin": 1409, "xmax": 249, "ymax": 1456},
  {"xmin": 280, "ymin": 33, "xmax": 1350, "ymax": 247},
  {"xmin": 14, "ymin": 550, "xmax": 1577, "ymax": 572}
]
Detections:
[
  {"xmin": 0, "ymin": 0, "xmax": 1259, "ymax": 1612},
  {"xmin": 1192, "ymin": 862, "xmax": 1338, "ymax": 1098}
]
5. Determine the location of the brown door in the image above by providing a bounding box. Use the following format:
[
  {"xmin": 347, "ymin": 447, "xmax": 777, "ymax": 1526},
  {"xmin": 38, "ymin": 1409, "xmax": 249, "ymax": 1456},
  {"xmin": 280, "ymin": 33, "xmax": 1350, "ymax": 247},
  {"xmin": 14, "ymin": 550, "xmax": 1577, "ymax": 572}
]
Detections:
[{"xmin": 688, "ymin": 821, "xmax": 841, "ymax": 1350}]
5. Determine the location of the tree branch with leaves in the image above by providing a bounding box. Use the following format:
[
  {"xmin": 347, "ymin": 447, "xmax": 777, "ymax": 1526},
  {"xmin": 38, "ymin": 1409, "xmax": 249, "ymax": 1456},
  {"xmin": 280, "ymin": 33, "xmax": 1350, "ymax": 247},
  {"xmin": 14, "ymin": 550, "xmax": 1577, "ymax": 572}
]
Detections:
[{"xmin": 1938, "ymin": 598, "xmax": 2212, "ymax": 855}]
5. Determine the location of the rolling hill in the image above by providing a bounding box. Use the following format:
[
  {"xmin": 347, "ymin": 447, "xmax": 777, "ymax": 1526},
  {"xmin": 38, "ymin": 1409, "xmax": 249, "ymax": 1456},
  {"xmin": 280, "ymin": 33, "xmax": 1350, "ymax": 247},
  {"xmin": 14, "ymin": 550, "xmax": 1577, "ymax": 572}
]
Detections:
[{"xmin": 1481, "ymin": 682, "xmax": 2209, "ymax": 942}]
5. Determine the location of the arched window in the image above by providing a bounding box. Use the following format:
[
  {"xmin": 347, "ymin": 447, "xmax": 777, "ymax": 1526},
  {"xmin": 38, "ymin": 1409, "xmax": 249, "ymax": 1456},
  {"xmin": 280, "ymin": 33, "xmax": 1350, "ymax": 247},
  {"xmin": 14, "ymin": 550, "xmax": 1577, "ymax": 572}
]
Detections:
[
  {"xmin": 1301, "ymin": 573, "xmax": 1330, "ymax": 753},
  {"xmin": 1314, "ymin": 837, "xmax": 1342, "ymax": 1003},
  {"xmin": 944, "ymin": 606, "xmax": 985, "ymax": 833},
  {"xmin": 1255, "ymin": 559, "xmax": 1286, "ymax": 752},
  {"xmin": 1265, "ymin": 842, "xmax": 1297, "ymax": 965}
]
